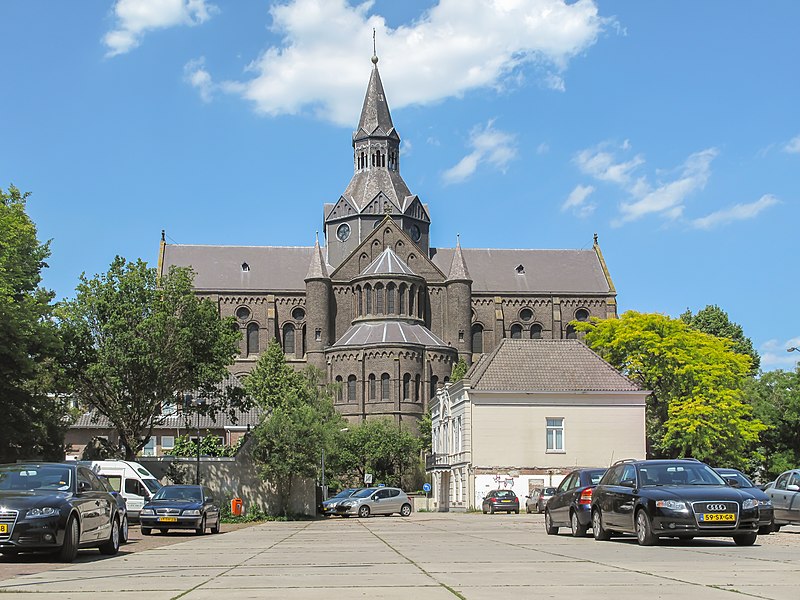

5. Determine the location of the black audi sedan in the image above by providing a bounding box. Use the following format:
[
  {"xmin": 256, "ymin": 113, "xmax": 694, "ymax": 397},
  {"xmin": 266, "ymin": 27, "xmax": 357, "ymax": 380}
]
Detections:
[
  {"xmin": 139, "ymin": 485, "xmax": 220, "ymax": 535},
  {"xmin": 714, "ymin": 467, "xmax": 774, "ymax": 535},
  {"xmin": 544, "ymin": 467, "xmax": 606, "ymax": 537},
  {"xmin": 0, "ymin": 462, "xmax": 121, "ymax": 561},
  {"xmin": 591, "ymin": 459, "xmax": 760, "ymax": 546}
]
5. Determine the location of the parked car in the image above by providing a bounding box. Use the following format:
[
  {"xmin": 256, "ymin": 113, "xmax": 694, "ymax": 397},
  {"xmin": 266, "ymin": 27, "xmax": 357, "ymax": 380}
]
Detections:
[
  {"xmin": 591, "ymin": 459, "xmax": 760, "ymax": 546},
  {"xmin": 544, "ymin": 468, "xmax": 606, "ymax": 537},
  {"xmin": 766, "ymin": 468, "xmax": 800, "ymax": 530},
  {"xmin": 482, "ymin": 489, "xmax": 519, "ymax": 514},
  {"xmin": 139, "ymin": 485, "xmax": 220, "ymax": 535},
  {"xmin": 335, "ymin": 487, "xmax": 412, "ymax": 518},
  {"xmin": 97, "ymin": 475, "xmax": 129, "ymax": 543},
  {"xmin": 714, "ymin": 467, "xmax": 774, "ymax": 535},
  {"xmin": 321, "ymin": 488, "xmax": 360, "ymax": 516},
  {"xmin": 525, "ymin": 487, "xmax": 556, "ymax": 513},
  {"xmin": 759, "ymin": 481, "xmax": 775, "ymax": 491},
  {"xmin": 81, "ymin": 460, "xmax": 161, "ymax": 521},
  {"xmin": 0, "ymin": 462, "xmax": 121, "ymax": 561}
]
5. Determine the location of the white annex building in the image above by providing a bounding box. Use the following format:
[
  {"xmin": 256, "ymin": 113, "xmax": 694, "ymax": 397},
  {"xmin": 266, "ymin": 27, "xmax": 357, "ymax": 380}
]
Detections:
[{"xmin": 427, "ymin": 339, "xmax": 648, "ymax": 511}]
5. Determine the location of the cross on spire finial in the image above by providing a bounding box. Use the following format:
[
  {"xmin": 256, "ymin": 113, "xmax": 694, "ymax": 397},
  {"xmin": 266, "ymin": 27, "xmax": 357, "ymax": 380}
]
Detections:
[{"xmin": 372, "ymin": 28, "xmax": 378, "ymax": 64}]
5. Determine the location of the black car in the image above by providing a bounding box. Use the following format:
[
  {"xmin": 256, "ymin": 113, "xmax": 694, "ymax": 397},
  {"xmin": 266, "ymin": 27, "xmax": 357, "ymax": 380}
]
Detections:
[
  {"xmin": 481, "ymin": 489, "xmax": 519, "ymax": 514},
  {"xmin": 97, "ymin": 474, "xmax": 129, "ymax": 543},
  {"xmin": 545, "ymin": 468, "xmax": 606, "ymax": 537},
  {"xmin": 139, "ymin": 485, "xmax": 220, "ymax": 535},
  {"xmin": 591, "ymin": 459, "xmax": 760, "ymax": 546},
  {"xmin": 714, "ymin": 467, "xmax": 774, "ymax": 535},
  {"xmin": 0, "ymin": 462, "xmax": 121, "ymax": 561}
]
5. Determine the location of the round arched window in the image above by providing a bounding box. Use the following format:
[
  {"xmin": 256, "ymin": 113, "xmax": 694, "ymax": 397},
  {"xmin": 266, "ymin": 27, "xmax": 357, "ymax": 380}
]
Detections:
[
  {"xmin": 575, "ymin": 309, "xmax": 590, "ymax": 322},
  {"xmin": 336, "ymin": 223, "xmax": 351, "ymax": 242},
  {"xmin": 235, "ymin": 306, "xmax": 251, "ymax": 321},
  {"xmin": 520, "ymin": 308, "xmax": 533, "ymax": 322},
  {"xmin": 291, "ymin": 307, "xmax": 305, "ymax": 320}
]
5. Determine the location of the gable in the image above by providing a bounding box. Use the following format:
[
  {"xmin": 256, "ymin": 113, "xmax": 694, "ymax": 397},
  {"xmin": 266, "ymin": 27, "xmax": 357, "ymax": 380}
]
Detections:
[
  {"xmin": 325, "ymin": 196, "xmax": 359, "ymax": 221},
  {"xmin": 402, "ymin": 196, "xmax": 430, "ymax": 223},
  {"xmin": 330, "ymin": 216, "xmax": 446, "ymax": 282},
  {"xmin": 360, "ymin": 191, "xmax": 401, "ymax": 216}
]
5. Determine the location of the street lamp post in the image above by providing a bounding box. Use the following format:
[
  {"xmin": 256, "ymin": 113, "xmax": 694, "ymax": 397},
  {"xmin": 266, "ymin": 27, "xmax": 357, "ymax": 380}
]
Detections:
[
  {"xmin": 788, "ymin": 347, "xmax": 799, "ymax": 353},
  {"xmin": 321, "ymin": 427, "xmax": 349, "ymax": 501}
]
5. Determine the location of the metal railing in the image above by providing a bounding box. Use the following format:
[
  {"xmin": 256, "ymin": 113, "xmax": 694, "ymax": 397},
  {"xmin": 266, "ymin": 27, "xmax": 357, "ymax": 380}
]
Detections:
[{"xmin": 425, "ymin": 453, "xmax": 451, "ymax": 470}]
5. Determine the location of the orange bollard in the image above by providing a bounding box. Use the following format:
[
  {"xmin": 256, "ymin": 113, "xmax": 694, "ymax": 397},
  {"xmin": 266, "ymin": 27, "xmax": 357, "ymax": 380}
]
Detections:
[{"xmin": 231, "ymin": 497, "xmax": 243, "ymax": 516}]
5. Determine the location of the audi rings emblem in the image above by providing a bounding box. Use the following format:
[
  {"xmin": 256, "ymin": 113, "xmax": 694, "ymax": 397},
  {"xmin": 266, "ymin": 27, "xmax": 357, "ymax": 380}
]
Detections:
[{"xmin": 706, "ymin": 504, "xmax": 727, "ymax": 511}]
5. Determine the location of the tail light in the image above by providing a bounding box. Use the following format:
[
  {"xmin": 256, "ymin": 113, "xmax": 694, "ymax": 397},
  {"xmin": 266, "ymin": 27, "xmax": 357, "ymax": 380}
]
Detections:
[{"xmin": 579, "ymin": 488, "xmax": 593, "ymax": 505}]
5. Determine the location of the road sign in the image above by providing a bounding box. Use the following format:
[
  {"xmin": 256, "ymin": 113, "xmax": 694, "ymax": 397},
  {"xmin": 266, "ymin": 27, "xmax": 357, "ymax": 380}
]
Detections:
[
  {"xmin": 423, "ymin": 483, "xmax": 432, "ymax": 493},
  {"xmin": 364, "ymin": 473, "xmax": 373, "ymax": 484}
]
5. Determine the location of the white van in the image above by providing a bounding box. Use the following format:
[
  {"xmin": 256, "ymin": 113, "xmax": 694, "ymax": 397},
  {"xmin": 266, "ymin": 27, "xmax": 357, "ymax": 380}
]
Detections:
[{"xmin": 83, "ymin": 460, "xmax": 162, "ymax": 520}]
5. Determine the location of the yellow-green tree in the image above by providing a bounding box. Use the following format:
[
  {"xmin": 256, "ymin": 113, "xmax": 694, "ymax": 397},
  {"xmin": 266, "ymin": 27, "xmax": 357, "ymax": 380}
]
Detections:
[{"xmin": 574, "ymin": 311, "xmax": 764, "ymax": 468}]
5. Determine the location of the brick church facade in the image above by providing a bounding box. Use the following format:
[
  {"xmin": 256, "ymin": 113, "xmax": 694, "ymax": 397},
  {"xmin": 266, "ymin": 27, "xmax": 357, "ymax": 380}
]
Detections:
[{"xmin": 158, "ymin": 54, "xmax": 618, "ymax": 430}]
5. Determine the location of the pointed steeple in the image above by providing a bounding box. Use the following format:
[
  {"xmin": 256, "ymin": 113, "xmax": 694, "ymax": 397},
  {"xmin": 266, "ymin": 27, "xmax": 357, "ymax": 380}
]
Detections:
[
  {"xmin": 447, "ymin": 235, "xmax": 471, "ymax": 281},
  {"xmin": 356, "ymin": 54, "xmax": 395, "ymax": 137},
  {"xmin": 305, "ymin": 233, "xmax": 329, "ymax": 280}
]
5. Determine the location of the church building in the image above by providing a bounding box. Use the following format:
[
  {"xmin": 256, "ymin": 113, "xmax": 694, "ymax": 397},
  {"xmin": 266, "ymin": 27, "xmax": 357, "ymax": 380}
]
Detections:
[{"xmin": 158, "ymin": 53, "xmax": 618, "ymax": 430}]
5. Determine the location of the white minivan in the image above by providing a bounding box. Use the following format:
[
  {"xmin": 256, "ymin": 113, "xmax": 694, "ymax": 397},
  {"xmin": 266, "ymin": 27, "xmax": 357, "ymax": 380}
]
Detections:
[{"xmin": 84, "ymin": 460, "xmax": 162, "ymax": 520}]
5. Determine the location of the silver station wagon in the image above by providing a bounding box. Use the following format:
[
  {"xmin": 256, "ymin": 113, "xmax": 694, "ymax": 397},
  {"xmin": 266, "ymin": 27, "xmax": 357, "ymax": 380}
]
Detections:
[{"xmin": 335, "ymin": 487, "xmax": 412, "ymax": 518}]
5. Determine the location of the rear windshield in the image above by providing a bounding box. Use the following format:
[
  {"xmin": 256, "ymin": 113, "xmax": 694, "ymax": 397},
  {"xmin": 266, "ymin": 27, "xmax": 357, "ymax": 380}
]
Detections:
[
  {"xmin": 587, "ymin": 470, "xmax": 606, "ymax": 485},
  {"xmin": 495, "ymin": 490, "xmax": 516, "ymax": 498}
]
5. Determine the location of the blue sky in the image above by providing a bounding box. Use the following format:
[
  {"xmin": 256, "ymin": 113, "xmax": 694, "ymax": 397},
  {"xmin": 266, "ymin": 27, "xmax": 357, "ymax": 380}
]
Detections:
[{"xmin": 1, "ymin": 0, "xmax": 798, "ymax": 370}]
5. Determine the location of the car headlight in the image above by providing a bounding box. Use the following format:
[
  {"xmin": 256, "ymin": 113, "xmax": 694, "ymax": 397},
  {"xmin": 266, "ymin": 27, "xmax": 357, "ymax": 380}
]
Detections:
[
  {"xmin": 655, "ymin": 500, "xmax": 688, "ymax": 511},
  {"xmin": 140, "ymin": 508, "xmax": 154, "ymax": 516},
  {"xmin": 182, "ymin": 509, "xmax": 201, "ymax": 516},
  {"xmin": 26, "ymin": 507, "xmax": 58, "ymax": 518},
  {"xmin": 742, "ymin": 499, "xmax": 758, "ymax": 510}
]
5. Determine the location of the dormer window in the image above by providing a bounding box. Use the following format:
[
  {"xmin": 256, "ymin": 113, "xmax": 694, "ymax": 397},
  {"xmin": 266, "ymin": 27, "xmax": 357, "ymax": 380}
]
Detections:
[
  {"xmin": 515, "ymin": 264, "xmax": 525, "ymax": 274},
  {"xmin": 241, "ymin": 262, "xmax": 250, "ymax": 272}
]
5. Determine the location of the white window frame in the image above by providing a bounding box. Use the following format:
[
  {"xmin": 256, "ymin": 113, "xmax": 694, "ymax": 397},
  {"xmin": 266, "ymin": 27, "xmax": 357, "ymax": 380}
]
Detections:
[
  {"xmin": 546, "ymin": 417, "xmax": 565, "ymax": 453},
  {"xmin": 141, "ymin": 437, "xmax": 156, "ymax": 457},
  {"xmin": 160, "ymin": 435, "xmax": 175, "ymax": 451}
]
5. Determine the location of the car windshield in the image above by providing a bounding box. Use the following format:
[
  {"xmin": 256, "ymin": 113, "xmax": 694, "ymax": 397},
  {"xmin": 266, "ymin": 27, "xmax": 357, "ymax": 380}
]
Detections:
[
  {"xmin": 0, "ymin": 465, "xmax": 72, "ymax": 492},
  {"xmin": 152, "ymin": 486, "xmax": 202, "ymax": 502},
  {"xmin": 332, "ymin": 488, "xmax": 356, "ymax": 499},
  {"xmin": 718, "ymin": 471, "xmax": 754, "ymax": 488},
  {"xmin": 142, "ymin": 478, "xmax": 162, "ymax": 494},
  {"xmin": 353, "ymin": 488, "xmax": 378, "ymax": 498},
  {"xmin": 639, "ymin": 463, "xmax": 726, "ymax": 486}
]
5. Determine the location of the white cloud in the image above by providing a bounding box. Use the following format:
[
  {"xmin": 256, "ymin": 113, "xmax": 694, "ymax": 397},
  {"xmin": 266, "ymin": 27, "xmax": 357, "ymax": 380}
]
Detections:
[
  {"xmin": 536, "ymin": 142, "xmax": 550, "ymax": 155},
  {"xmin": 784, "ymin": 134, "xmax": 800, "ymax": 154},
  {"xmin": 184, "ymin": 57, "xmax": 213, "ymax": 101},
  {"xmin": 760, "ymin": 337, "xmax": 800, "ymax": 371},
  {"xmin": 214, "ymin": 0, "xmax": 608, "ymax": 125},
  {"xmin": 104, "ymin": 0, "xmax": 217, "ymax": 57},
  {"xmin": 574, "ymin": 144, "xmax": 644, "ymax": 184},
  {"xmin": 442, "ymin": 121, "xmax": 517, "ymax": 184},
  {"xmin": 691, "ymin": 194, "xmax": 779, "ymax": 230},
  {"xmin": 562, "ymin": 184, "xmax": 596, "ymax": 217}
]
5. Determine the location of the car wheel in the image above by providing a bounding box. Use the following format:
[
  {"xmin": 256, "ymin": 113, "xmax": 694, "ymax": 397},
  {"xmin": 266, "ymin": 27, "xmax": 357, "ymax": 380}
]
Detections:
[
  {"xmin": 592, "ymin": 509, "xmax": 611, "ymax": 541},
  {"xmin": 57, "ymin": 515, "xmax": 80, "ymax": 562},
  {"xmin": 489, "ymin": 504, "xmax": 495, "ymax": 514},
  {"xmin": 513, "ymin": 509, "xmax": 519, "ymax": 514},
  {"xmin": 526, "ymin": 504, "xmax": 531, "ymax": 514},
  {"xmin": 400, "ymin": 504, "xmax": 412, "ymax": 517},
  {"xmin": 544, "ymin": 510, "xmax": 559, "ymax": 535},
  {"xmin": 211, "ymin": 517, "xmax": 220, "ymax": 534},
  {"xmin": 482, "ymin": 506, "xmax": 487, "ymax": 514},
  {"xmin": 141, "ymin": 527, "xmax": 152, "ymax": 536},
  {"xmin": 358, "ymin": 505, "xmax": 371, "ymax": 518},
  {"xmin": 196, "ymin": 515, "xmax": 206, "ymax": 535},
  {"xmin": 635, "ymin": 509, "xmax": 658, "ymax": 546},
  {"xmin": 99, "ymin": 517, "xmax": 120, "ymax": 555},
  {"xmin": 733, "ymin": 533, "xmax": 757, "ymax": 546},
  {"xmin": 120, "ymin": 515, "xmax": 129, "ymax": 544},
  {"xmin": 571, "ymin": 510, "xmax": 588, "ymax": 537}
]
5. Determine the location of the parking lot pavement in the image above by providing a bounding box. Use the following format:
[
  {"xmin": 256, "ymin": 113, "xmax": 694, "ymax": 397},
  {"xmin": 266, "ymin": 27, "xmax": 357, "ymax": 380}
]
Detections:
[{"xmin": 0, "ymin": 514, "xmax": 798, "ymax": 599}]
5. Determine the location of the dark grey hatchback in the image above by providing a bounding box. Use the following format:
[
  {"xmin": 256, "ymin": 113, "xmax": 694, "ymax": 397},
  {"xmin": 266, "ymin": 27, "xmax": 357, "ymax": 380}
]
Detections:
[
  {"xmin": 139, "ymin": 485, "xmax": 220, "ymax": 535},
  {"xmin": 591, "ymin": 459, "xmax": 761, "ymax": 546}
]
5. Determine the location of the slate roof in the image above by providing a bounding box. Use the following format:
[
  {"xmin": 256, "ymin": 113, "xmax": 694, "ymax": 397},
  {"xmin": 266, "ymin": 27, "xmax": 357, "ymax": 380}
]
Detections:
[
  {"xmin": 466, "ymin": 339, "xmax": 641, "ymax": 392},
  {"xmin": 163, "ymin": 244, "xmax": 610, "ymax": 294},
  {"xmin": 355, "ymin": 62, "xmax": 396, "ymax": 139},
  {"xmin": 305, "ymin": 237, "xmax": 330, "ymax": 280},
  {"xmin": 360, "ymin": 247, "xmax": 416, "ymax": 276},
  {"xmin": 430, "ymin": 247, "xmax": 611, "ymax": 294},
  {"xmin": 342, "ymin": 166, "xmax": 413, "ymax": 212},
  {"xmin": 333, "ymin": 321, "xmax": 449, "ymax": 348}
]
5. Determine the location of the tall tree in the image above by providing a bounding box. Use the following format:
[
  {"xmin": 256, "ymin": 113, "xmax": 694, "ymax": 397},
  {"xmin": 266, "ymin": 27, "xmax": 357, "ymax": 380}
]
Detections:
[
  {"xmin": 744, "ymin": 368, "xmax": 800, "ymax": 480},
  {"xmin": 574, "ymin": 311, "xmax": 764, "ymax": 468},
  {"xmin": 57, "ymin": 257, "xmax": 242, "ymax": 459},
  {"xmin": 680, "ymin": 304, "xmax": 760, "ymax": 373},
  {"xmin": 245, "ymin": 339, "xmax": 346, "ymax": 515},
  {"xmin": 0, "ymin": 185, "xmax": 70, "ymax": 462},
  {"xmin": 450, "ymin": 358, "xmax": 468, "ymax": 382}
]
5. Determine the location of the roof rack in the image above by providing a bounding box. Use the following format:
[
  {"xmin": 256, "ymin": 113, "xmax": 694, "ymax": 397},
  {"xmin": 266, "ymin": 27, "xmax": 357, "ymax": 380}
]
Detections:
[{"xmin": 611, "ymin": 458, "xmax": 639, "ymax": 465}]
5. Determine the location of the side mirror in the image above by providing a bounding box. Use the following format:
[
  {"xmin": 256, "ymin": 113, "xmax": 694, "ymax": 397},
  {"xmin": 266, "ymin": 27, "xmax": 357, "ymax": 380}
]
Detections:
[
  {"xmin": 787, "ymin": 484, "xmax": 800, "ymax": 492},
  {"xmin": 620, "ymin": 478, "xmax": 636, "ymax": 488},
  {"xmin": 725, "ymin": 477, "xmax": 741, "ymax": 488}
]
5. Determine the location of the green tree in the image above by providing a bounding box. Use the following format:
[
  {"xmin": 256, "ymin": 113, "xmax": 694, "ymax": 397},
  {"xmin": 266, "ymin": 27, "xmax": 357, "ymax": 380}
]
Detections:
[
  {"xmin": 0, "ymin": 185, "xmax": 71, "ymax": 462},
  {"xmin": 330, "ymin": 419, "xmax": 422, "ymax": 488},
  {"xmin": 245, "ymin": 339, "xmax": 346, "ymax": 515},
  {"xmin": 680, "ymin": 304, "xmax": 760, "ymax": 374},
  {"xmin": 450, "ymin": 358, "xmax": 468, "ymax": 382},
  {"xmin": 57, "ymin": 257, "xmax": 242, "ymax": 460},
  {"xmin": 744, "ymin": 368, "xmax": 800, "ymax": 479},
  {"xmin": 574, "ymin": 311, "xmax": 764, "ymax": 467},
  {"xmin": 169, "ymin": 432, "xmax": 241, "ymax": 457}
]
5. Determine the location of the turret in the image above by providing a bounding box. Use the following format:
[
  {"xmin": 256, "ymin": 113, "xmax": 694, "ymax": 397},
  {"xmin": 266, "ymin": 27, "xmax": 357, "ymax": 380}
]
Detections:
[
  {"xmin": 445, "ymin": 236, "xmax": 473, "ymax": 365},
  {"xmin": 304, "ymin": 234, "xmax": 331, "ymax": 371}
]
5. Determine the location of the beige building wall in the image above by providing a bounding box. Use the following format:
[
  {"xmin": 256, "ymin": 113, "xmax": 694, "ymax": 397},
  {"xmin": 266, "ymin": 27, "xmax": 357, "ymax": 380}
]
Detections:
[{"xmin": 470, "ymin": 393, "xmax": 646, "ymax": 469}]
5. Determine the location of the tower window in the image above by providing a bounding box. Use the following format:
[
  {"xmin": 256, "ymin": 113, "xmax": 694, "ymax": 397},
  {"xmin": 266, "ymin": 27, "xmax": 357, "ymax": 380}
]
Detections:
[
  {"xmin": 376, "ymin": 283, "xmax": 384, "ymax": 314},
  {"xmin": 369, "ymin": 374, "xmax": 376, "ymax": 400},
  {"xmin": 241, "ymin": 262, "xmax": 250, "ymax": 272},
  {"xmin": 403, "ymin": 373, "xmax": 411, "ymax": 400},
  {"xmin": 530, "ymin": 324, "xmax": 543, "ymax": 339},
  {"xmin": 575, "ymin": 308, "xmax": 590, "ymax": 322},
  {"xmin": 565, "ymin": 325, "xmax": 577, "ymax": 340},
  {"xmin": 515, "ymin": 264, "xmax": 524, "ymax": 274},
  {"xmin": 510, "ymin": 324, "xmax": 523, "ymax": 339},
  {"xmin": 315, "ymin": 328, "xmax": 321, "ymax": 342},
  {"xmin": 283, "ymin": 323, "xmax": 295, "ymax": 355},
  {"xmin": 387, "ymin": 283, "xmax": 395, "ymax": 314},
  {"xmin": 471, "ymin": 324, "xmax": 484, "ymax": 354},
  {"xmin": 381, "ymin": 373, "xmax": 390, "ymax": 400},
  {"xmin": 347, "ymin": 375, "xmax": 357, "ymax": 402},
  {"xmin": 246, "ymin": 323, "xmax": 259, "ymax": 355}
]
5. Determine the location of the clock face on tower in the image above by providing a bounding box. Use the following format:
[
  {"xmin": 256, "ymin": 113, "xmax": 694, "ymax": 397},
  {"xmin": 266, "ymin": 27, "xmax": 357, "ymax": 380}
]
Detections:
[
  {"xmin": 409, "ymin": 224, "xmax": 421, "ymax": 242},
  {"xmin": 336, "ymin": 223, "xmax": 351, "ymax": 242}
]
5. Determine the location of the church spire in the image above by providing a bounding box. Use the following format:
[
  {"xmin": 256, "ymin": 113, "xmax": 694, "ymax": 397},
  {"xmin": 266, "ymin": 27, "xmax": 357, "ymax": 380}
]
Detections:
[
  {"xmin": 447, "ymin": 235, "xmax": 471, "ymax": 281},
  {"xmin": 355, "ymin": 52, "xmax": 395, "ymax": 137},
  {"xmin": 305, "ymin": 232, "xmax": 329, "ymax": 281}
]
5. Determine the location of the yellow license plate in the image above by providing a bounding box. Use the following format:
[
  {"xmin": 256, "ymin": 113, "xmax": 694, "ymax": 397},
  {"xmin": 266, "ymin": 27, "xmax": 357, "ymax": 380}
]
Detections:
[
  {"xmin": 0, "ymin": 524, "xmax": 7, "ymax": 534},
  {"xmin": 700, "ymin": 513, "xmax": 735, "ymax": 522},
  {"xmin": 158, "ymin": 517, "xmax": 178, "ymax": 523},
  {"xmin": 501, "ymin": 500, "xmax": 511, "ymax": 503}
]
